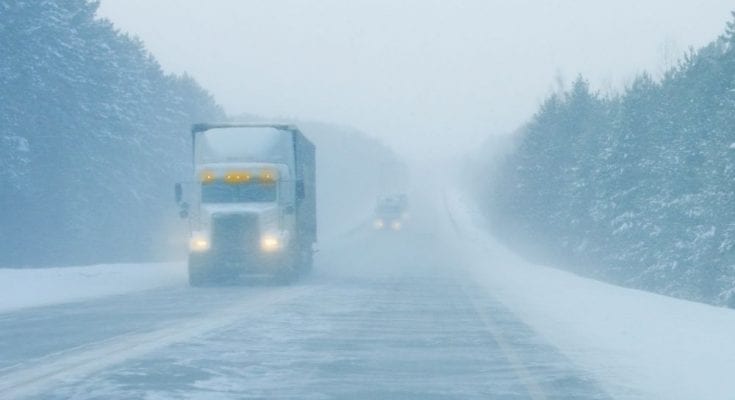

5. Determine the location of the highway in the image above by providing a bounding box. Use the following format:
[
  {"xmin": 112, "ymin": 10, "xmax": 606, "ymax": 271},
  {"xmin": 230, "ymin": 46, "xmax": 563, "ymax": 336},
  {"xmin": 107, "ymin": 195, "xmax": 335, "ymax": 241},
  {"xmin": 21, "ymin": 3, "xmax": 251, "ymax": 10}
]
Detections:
[{"xmin": 0, "ymin": 200, "xmax": 610, "ymax": 399}]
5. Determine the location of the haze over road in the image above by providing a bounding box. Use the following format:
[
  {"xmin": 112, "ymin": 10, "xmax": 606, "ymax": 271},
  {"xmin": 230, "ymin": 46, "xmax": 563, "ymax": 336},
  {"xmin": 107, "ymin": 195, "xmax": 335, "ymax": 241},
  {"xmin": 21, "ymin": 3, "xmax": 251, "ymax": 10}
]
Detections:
[{"xmin": 0, "ymin": 192, "xmax": 609, "ymax": 399}]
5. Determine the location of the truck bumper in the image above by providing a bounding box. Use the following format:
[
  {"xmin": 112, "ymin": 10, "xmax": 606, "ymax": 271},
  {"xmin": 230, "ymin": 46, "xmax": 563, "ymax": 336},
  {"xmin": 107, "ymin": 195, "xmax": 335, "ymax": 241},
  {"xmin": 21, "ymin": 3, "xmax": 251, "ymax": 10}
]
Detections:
[{"xmin": 188, "ymin": 249, "xmax": 294, "ymax": 285}]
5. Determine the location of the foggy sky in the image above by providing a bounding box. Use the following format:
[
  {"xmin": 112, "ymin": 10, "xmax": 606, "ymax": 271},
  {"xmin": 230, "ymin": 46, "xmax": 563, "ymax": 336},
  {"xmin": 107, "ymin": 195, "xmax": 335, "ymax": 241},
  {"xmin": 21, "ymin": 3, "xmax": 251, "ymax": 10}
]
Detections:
[{"xmin": 97, "ymin": 0, "xmax": 734, "ymax": 160}]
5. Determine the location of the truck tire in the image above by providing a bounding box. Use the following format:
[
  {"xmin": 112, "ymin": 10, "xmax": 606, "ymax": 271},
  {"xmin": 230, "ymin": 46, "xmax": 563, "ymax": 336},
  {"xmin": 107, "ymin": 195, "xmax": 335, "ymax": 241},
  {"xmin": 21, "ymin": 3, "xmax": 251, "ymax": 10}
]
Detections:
[
  {"xmin": 188, "ymin": 269, "xmax": 208, "ymax": 287},
  {"xmin": 299, "ymin": 246, "xmax": 313, "ymax": 275},
  {"xmin": 272, "ymin": 246, "xmax": 299, "ymax": 285},
  {"xmin": 188, "ymin": 254, "xmax": 210, "ymax": 287},
  {"xmin": 273, "ymin": 267, "xmax": 296, "ymax": 285}
]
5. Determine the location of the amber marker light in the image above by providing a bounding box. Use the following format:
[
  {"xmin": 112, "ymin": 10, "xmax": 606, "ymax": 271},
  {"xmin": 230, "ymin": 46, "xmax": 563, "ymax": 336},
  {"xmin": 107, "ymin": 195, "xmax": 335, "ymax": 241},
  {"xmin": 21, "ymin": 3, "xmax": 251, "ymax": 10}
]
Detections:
[
  {"xmin": 259, "ymin": 169, "xmax": 278, "ymax": 184},
  {"xmin": 224, "ymin": 171, "xmax": 251, "ymax": 184},
  {"xmin": 200, "ymin": 170, "xmax": 215, "ymax": 184}
]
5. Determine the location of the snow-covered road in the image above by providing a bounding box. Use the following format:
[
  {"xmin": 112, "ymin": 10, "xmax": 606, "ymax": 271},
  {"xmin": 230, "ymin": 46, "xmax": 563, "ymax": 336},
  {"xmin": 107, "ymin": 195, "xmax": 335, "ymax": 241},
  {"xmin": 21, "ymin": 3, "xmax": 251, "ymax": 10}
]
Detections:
[
  {"xmin": 0, "ymin": 202, "xmax": 611, "ymax": 399},
  {"xmin": 2, "ymin": 192, "xmax": 734, "ymax": 399}
]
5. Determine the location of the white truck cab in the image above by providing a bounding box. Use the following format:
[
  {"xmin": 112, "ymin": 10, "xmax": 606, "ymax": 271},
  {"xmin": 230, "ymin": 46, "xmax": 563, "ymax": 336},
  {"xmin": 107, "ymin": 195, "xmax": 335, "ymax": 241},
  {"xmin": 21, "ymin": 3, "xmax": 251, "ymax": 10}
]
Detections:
[{"xmin": 175, "ymin": 123, "xmax": 316, "ymax": 286}]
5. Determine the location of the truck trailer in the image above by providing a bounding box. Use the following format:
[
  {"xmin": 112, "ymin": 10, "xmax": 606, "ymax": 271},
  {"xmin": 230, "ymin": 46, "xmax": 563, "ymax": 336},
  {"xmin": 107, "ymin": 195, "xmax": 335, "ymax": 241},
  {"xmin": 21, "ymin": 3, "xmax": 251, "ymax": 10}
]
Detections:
[{"xmin": 175, "ymin": 123, "xmax": 316, "ymax": 286}]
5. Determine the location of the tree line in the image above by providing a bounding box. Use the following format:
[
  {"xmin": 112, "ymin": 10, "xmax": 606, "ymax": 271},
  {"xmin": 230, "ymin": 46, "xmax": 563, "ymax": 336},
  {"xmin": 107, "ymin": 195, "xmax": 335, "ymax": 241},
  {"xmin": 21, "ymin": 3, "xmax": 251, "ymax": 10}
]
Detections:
[
  {"xmin": 477, "ymin": 12, "xmax": 735, "ymax": 305},
  {"xmin": 0, "ymin": 0, "xmax": 224, "ymax": 266}
]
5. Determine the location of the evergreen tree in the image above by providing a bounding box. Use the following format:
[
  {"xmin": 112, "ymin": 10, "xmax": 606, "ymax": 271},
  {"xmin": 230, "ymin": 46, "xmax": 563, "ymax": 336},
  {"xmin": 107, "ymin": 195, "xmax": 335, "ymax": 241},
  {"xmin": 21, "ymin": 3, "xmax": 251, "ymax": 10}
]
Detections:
[
  {"xmin": 478, "ymin": 11, "xmax": 735, "ymax": 305},
  {"xmin": 0, "ymin": 0, "xmax": 225, "ymax": 266}
]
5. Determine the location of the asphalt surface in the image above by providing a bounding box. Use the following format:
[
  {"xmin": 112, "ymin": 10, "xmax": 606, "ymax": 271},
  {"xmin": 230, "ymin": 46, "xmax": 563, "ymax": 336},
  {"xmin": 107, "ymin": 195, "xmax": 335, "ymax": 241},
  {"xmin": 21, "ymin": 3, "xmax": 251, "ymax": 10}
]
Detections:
[{"xmin": 0, "ymin": 217, "xmax": 611, "ymax": 399}]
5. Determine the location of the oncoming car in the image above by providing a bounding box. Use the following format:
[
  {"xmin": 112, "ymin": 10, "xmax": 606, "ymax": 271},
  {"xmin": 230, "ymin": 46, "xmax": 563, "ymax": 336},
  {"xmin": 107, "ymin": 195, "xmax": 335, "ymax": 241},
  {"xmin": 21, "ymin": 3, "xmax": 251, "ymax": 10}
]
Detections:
[{"xmin": 373, "ymin": 194, "xmax": 408, "ymax": 231}]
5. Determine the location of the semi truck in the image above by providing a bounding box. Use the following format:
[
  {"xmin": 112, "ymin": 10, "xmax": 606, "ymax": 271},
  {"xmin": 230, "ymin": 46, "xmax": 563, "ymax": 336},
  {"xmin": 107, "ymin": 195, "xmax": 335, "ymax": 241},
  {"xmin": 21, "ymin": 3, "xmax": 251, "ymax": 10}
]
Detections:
[{"xmin": 175, "ymin": 123, "xmax": 316, "ymax": 286}]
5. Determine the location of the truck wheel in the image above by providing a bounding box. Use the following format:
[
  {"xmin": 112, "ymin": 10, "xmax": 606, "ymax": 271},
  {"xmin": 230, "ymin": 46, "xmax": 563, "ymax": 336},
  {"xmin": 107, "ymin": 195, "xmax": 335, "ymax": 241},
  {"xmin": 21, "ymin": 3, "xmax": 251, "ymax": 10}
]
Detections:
[
  {"xmin": 188, "ymin": 254, "xmax": 210, "ymax": 287},
  {"xmin": 273, "ymin": 268, "xmax": 296, "ymax": 285},
  {"xmin": 272, "ymin": 247, "xmax": 298, "ymax": 285},
  {"xmin": 189, "ymin": 270, "xmax": 208, "ymax": 287},
  {"xmin": 299, "ymin": 247, "xmax": 313, "ymax": 275}
]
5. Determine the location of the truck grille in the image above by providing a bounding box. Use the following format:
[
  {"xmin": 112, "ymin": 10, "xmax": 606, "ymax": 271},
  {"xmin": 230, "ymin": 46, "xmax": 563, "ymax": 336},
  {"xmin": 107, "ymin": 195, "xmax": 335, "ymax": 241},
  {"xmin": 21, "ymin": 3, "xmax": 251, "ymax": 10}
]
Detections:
[{"xmin": 211, "ymin": 214, "xmax": 258, "ymax": 254}]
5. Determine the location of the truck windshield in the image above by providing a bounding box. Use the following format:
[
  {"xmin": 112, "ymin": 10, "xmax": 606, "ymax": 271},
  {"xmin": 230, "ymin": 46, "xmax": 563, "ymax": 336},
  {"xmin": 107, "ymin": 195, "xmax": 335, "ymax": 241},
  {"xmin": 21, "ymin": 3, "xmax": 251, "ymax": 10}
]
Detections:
[
  {"xmin": 377, "ymin": 204, "xmax": 403, "ymax": 216},
  {"xmin": 201, "ymin": 183, "xmax": 276, "ymax": 203}
]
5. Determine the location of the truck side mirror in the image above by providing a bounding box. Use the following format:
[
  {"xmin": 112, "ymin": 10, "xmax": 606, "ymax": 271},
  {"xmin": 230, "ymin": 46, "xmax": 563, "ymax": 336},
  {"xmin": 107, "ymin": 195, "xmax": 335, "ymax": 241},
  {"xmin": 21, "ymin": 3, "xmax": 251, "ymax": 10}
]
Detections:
[
  {"xmin": 179, "ymin": 202, "xmax": 189, "ymax": 219},
  {"xmin": 174, "ymin": 182, "xmax": 183, "ymax": 204},
  {"xmin": 296, "ymin": 181, "xmax": 305, "ymax": 200}
]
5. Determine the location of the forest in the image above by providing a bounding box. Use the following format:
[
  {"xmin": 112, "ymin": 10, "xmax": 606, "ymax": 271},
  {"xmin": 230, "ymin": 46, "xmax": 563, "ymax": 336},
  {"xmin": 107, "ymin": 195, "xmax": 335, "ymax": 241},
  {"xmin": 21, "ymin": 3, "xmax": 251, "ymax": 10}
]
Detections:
[{"xmin": 476, "ymin": 13, "xmax": 735, "ymax": 305}]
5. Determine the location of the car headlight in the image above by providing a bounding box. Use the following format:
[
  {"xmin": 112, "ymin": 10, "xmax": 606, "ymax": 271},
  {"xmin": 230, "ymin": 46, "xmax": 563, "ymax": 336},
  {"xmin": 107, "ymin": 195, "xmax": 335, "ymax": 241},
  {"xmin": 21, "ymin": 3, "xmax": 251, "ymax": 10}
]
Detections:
[
  {"xmin": 373, "ymin": 219, "xmax": 385, "ymax": 229},
  {"xmin": 189, "ymin": 234, "xmax": 210, "ymax": 252}
]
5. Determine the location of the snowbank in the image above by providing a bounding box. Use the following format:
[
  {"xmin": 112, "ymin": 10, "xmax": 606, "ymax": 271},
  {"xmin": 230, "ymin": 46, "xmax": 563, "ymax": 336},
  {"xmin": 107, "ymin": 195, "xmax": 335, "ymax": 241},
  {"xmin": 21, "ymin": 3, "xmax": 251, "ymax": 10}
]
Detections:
[
  {"xmin": 0, "ymin": 262, "xmax": 187, "ymax": 313},
  {"xmin": 446, "ymin": 191, "xmax": 735, "ymax": 400}
]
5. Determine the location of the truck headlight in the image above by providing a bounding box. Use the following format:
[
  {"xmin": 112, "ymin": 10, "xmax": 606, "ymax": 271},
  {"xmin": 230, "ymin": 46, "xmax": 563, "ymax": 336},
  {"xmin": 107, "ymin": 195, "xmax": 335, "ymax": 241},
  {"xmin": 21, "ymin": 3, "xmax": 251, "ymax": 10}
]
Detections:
[
  {"xmin": 391, "ymin": 220, "xmax": 402, "ymax": 231},
  {"xmin": 260, "ymin": 235, "xmax": 281, "ymax": 252},
  {"xmin": 189, "ymin": 234, "xmax": 210, "ymax": 252},
  {"xmin": 373, "ymin": 219, "xmax": 384, "ymax": 229}
]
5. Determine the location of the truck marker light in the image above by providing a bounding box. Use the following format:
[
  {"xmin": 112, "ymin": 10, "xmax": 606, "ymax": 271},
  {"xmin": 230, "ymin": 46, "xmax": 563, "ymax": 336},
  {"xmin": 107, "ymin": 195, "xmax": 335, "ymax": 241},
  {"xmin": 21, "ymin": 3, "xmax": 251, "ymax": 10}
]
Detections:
[
  {"xmin": 259, "ymin": 169, "xmax": 278, "ymax": 184},
  {"xmin": 200, "ymin": 170, "xmax": 215, "ymax": 184},
  {"xmin": 224, "ymin": 171, "xmax": 251, "ymax": 184}
]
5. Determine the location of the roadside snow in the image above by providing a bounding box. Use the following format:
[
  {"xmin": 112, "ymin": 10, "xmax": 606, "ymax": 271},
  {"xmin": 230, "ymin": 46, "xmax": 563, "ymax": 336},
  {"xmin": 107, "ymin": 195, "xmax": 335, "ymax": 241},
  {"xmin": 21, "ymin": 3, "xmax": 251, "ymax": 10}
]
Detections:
[
  {"xmin": 0, "ymin": 263, "xmax": 186, "ymax": 313},
  {"xmin": 446, "ymin": 191, "xmax": 735, "ymax": 400}
]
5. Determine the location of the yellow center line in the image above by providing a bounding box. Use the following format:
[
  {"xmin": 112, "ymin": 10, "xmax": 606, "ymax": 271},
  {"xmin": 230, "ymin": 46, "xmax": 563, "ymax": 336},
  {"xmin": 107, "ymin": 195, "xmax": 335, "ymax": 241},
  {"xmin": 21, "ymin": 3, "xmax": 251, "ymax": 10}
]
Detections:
[{"xmin": 441, "ymin": 189, "xmax": 549, "ymax": 398}]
